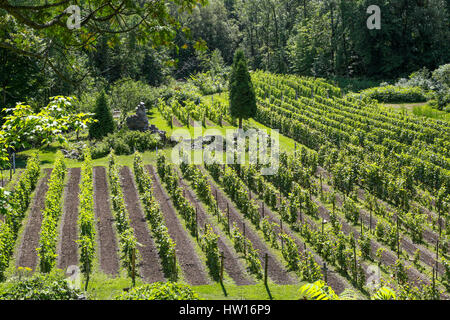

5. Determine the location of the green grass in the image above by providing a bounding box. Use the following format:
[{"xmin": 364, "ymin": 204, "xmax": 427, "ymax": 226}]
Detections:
[
  {"xmin": 16, "ymin": 105, "xmax": 302, "ymax": 170},
  {"xmin": 84, "ymin": 272, "xmax": 305, "ymax": 300},
  {"xmin": 194, "ymin": 282, "xmax": 305, "ymax": 300}
]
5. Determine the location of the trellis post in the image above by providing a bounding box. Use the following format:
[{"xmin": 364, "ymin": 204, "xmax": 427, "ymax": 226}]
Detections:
[{"xmin": 264, "ymin": 253, "xmax": 269, "ymax": 286}]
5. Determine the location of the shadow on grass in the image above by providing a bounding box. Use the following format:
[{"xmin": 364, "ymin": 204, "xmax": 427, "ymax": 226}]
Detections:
[
  {"xmin": 220, "ymin": 280, "xmax": 228, "ymax": 297},
  {"xmin": 264, "ymin": 282, "xmax": 273, "ymax": 300}
]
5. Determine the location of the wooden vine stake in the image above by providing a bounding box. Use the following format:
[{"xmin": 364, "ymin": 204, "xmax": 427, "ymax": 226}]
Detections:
[
  {"xmin": 360, "ymin": 217, "xmax": 363, "ymax": 236},
  {"xmin": 131, "ymin": 247, "xmax": 136, "ymax": 287},
  {"xmin": 220, "ymin": 252, "xmax": 224, "ymax": 284},
  {"xmin": 195, "ymin": 207, "xmax": 199, "ymax": 242},
  {"xmin": 396, "ymin": 216, "xmax": 400, "ymax": 258},
  {"xmin": 432, "ymin": 267, "xmax": 436, "ymax": 295},
  {"xmin": 436, "ymin": 239, "xmax": 439, "ymax": 274},
  {"xmin": 353, "ymin": 246, "xmax": 357, "ymax": 284},
  {"xmin": 262, "ymin": 202, "xmax": 265, "ymax": 218},
  {"xmin": 173, "ymin": 254, "xmax": 177, "ymax": 281},
  {"xmin": 227, "ymin": 203, "xmax": 230, "ymax": 235},
  {"xmin": 243, "ymin": 223, "xmax": 247, "ymax": 256},
  {"xmin": 84, "ymin": 246, "xmax": 90, "ymax": 291},
  {"xmin": 280, "ymin": 220, "xmax": 284, "ymax": 251},
  {"xmin": 323, "ymin": 263, "xmax": 328, "ymax": 284},
  {"xmin": 319, "ymin": 174, "xmax": 323, "ymax": 198}
]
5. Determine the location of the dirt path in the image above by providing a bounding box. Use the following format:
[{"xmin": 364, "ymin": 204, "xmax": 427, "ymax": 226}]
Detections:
[
  {"xmin": 205, "ymin": 118, "xmax": 215, "ymax": 127},
  {"xmin": 174, "ymin": 169, "xmax": 255, "ymax": 286},
  {"xmin": 147, "ymin": 165, "xmax": 210, "ymax": 286},
  {"xmin": 93, "ymin": 166, "xmax": 119, "ymax": 275},
  {"xmin": 199, "ymin": 167, "xmax": 295, "ymax": 285},
  {"xmin": 57, "ymin": 168, "xmax": 81, "ymax": 270},
  {"xmin": 16, "ymin": 169, "xmax": 52, "ymax": 270},
  {"xmin": 120, "ymin": 166, "xmax": 165, "ymax": 283}
]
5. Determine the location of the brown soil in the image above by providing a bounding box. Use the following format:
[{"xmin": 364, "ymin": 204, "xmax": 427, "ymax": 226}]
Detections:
[
  {"xmin": 205, "ymin": 118, "xmax": 215, "ymax": 127},
  {"xmin": 120, "ymin": 166, "xmax": 165, "ymax": 283},
  {"xmin": 147, "ymin": 165, "xmax": 210, "ymax": 285},
  {"xmin": 175, "ymin": 169, "xmax": 255, "ymax": 286},
  {"xmin": 93, "ymin": 166, "xmax": 119, "ymax": 275},
  {"xmin": 173, "ymin": 116, "xmax": 183, "ymax": 128},
  {"xmin": 57, "ymin": 168, "xmax": 81, "ymax": 270},
  {"xmin": 16, "ymin": 169, "xmax": 52, "ymax": 270},
  {"xmin": 199, "ymin": 166, "xmax": 295, "ymax": 285}
]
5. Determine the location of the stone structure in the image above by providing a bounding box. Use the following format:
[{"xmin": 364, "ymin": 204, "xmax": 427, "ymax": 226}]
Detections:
[{"xmin": 126, "ymin": 102, "xmax": 149, "ymax": 132}]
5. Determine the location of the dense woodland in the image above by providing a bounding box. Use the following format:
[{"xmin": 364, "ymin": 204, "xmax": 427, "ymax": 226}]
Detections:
[{"xmin": 1, "ymin": 0, "xmax": 449, "ymax": 112}]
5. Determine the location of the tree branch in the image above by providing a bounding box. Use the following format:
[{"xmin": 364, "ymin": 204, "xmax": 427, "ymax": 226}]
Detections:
[{"xmin": 1, "ymin": 0, "xmax": 71, "ymax": 11}]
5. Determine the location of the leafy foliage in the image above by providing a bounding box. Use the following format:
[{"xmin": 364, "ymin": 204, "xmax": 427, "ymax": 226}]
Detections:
[
  {"xmin": 115, "ymin": 282, "xmax": 199, "ymax": 300},
  {"xmin": 354, "ymin": 85, "xmax": 429, "ymax": 103},
  {"xmin": 133, "ymin": 152, "xmax": 177, "ymax": 280},
  {"xmin": 77, "ymin": 149, "xmax": 96, "ymax": 282},
  {"xmin": 108, "ymin": 152, "xmax": 139, "ymax": 282},
  {"xmin": 37, "ymin": 153, "xmax": 67, "ymax": 273},
  {"xmin": 0, "ymin": 271, "xmax": 82, "ymax": 300},
  {"xmin": 0, "ymin": 153, "xmax": 40, "ymax": 280},
  {"xmin": 299, "ymin": 280, "xmax": 339, "ymax": 300}
]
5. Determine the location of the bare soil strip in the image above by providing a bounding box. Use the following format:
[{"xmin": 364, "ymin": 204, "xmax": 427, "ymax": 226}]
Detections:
[
  {"xmin": 174, "ymin": 169, "xmax": 255, "ymax": 286},
  {"xmin": 199, "ymin": 167, "xmax": 295, "ymax": 285},
  {"xmin": 93, "ymin": 166, "xmax": 119, "ymax": 275},
  {"xmin": 16, "ymin": 169, "xmax": 52, "ymax": 270},
  {"xmin": 120, "ymin": 166, "xmax": 165, "ymax": 283},
  {"xmin": 57, "ymin": 168, "xmax": 81, "ymax": 270},
  {"xmin": 147, "ymin": 165, "xmax": 210, "ymax": 286},
  {"xmin": 173, "ymin": 116, "xmax": 183, "ymax": 128},
  {"xmin": 205, "ymin": 118, "xmax": 215, "ymax": 127}
]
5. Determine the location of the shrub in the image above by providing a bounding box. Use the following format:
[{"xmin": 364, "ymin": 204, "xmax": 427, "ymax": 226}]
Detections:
[
  {"xmin": 91, "ymin": 141, "xmax": 110, "ymax": 159},
  {"xmin": 90, "ymin": 130, "xmax": 161, "ymax": 159},
  {"xmin": 115, "ymin": 282, "xmax": 199, "ymax": 300},
  {"xmin": 0, "ymin": 271, "xmax": 82, "ymax": 300},
  {"xmin": 356, "ymin": 85, "xmax": 428, "ymax": 103}
]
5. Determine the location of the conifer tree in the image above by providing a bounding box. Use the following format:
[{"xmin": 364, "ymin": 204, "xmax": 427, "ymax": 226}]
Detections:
[
  {"xmin": 89, "ymin": 91, "xmax": 115, "ymax": 139},
  {"xmin": 229, "ymin": 50, "xmax": 257, "ymax": 129}
]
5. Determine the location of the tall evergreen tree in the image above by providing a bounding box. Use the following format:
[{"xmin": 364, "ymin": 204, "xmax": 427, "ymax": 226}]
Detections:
[
  {"xmin": 89, "ymin": 91, "xmax": 115, "ymax": 140},
  {"xmin": 229, "ymin": 50, "xmax": 257, "ymax": 129}
]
